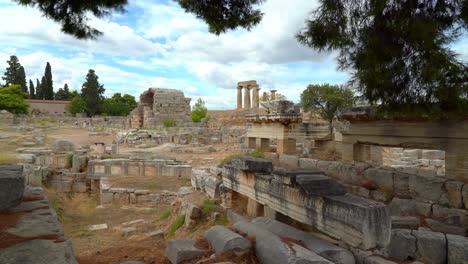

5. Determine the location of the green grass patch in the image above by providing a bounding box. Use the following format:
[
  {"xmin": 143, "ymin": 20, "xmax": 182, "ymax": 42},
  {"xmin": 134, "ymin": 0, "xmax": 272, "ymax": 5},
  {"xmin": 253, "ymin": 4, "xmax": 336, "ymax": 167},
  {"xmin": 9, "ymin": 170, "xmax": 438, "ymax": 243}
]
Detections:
[
  {"xmin": 158, "ymin": 207, "xmax": 171, "ymax": 221},
  {"xmin": 214, "ymin": 213, "xmax": 229, "ymax": 226},
  {"xmin": 38, "ymin": 121, "xmax": 47, "ymax": 126},
  {"xmin": 249, "ymin": 149, "xmax": 265, "ymax": 158},
  {"xmin": 201, "ymin": 199, "xmax": 217, "ymax": 216},
  {"xmin": 50, "ymin": 196, "xmax": 72, "ymax": 223},
  {"xmin": 167, "ymin": 214, "xmax": 185, "ymax": 238},
  {"xmin": 218, "ymin": 154, "xmax": 241, "ymax": 168},
  {"xmin": 144, "ymin": 183, "xmax": 160, "ymax": 190}
]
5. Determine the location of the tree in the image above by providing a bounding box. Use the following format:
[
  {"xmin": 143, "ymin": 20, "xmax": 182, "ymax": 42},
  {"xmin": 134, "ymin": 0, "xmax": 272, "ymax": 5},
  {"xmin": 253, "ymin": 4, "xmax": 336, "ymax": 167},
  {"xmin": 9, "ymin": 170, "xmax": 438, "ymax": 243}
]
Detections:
[
  {"xmin": 39, "ymin": 76, "xmax": 47, "ymax": 100},
  {"xmin": 55, "ymin": 83, "xmax": 70, "ymax": 100},
  {"xmin": 102, "ymin": 93, "xmax": 137, "ymax": 116},
  {"xmin": 69, "ymin": 90, "xmax": 79, "ymax": 100},
  {"xmin": 28, "ymin": 79, "xmax": 35, "ymax": 98},
  {"xmin": 35, "ymin": 78, "xmax": 42, "ymax": 99},
  {"xmin": 81, "ymin": 69, "xmax": 105, "ymax": 116},
  {"xmin": 2, "ymin": 56, "xmax": 27, "ymax": 92},
  {"xmin": 297, "ymin": 0, "xmax": 468, "ymax": 112},
  {"xmin": 300, "ymin": 84, "xmax": 354, "ymax": 133},
  {"xmin": 0, "ymin": 85, "xmax": 29, "ymax": 114},
  {"xmin": 191, "ymin": 97, "xmax": 208, "ymax": 122},
  {"xmin": 43, "ymin": 62, "xmax": 54, "ymax": 100},
  {"xmin": 13, "ymin": 0, "xmax": 264, "ymax": 39},
  {"xmin": 66, "ymin": 96, "xmax": 86, "ymax": 115}
]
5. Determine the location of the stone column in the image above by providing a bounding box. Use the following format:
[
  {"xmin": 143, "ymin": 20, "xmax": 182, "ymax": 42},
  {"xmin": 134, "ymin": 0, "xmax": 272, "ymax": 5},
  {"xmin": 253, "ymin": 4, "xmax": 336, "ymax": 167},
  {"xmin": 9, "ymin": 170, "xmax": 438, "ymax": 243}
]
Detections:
[
  {"xmin": 252, "ymin": 85, "xmax": 260, "ymax": 109},
  {"xmin": 237, "ymin": 86, "xmax": 243, "ymax": 109},
  {"xmin": 244, "ymin": 86, "xmax": 251, "ymax": 109},
  {"xmin": 270, "ymin": 89, "xmax": 277, "ymax": 101}
]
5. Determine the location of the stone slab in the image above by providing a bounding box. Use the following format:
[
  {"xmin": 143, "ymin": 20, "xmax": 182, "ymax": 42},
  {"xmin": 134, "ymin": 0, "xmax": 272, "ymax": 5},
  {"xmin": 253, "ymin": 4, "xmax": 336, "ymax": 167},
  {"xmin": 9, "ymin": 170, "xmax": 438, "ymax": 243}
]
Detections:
[
  {"xmin": 205, "ymin": 225, "xmax": 251, "ymax": 256},
  {"xmin": 0, "ymin": 165, "xmax": 25, "ymax": 212},
  {"xmin": 165, "ymin": 239, "xmax": 205, "ymax": 264},
  {"xmin": 231, "ymin": 156, "xmax": 273, "ymax": 173}
]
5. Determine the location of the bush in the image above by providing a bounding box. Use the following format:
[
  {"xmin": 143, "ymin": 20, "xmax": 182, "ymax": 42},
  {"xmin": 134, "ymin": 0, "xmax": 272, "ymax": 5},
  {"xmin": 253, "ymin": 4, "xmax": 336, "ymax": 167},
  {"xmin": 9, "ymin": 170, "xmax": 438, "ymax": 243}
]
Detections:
[
  {"xmin": 191, "ymin": 98, "xmax": 208, "ymax": 122},
  {"xmin": 201, "ymin": 199, "xmax": 217, "ymax": 216},
  {"xmin": 167, "ymin": 214, "xmax": 185, "ymax": 238},
  {"xmin": 249, "ymin": 149, "xmax": 265, "ymax": 158},
  {"xmin": 218, "ymin": 154, "xmax": 240, "ymax": 168},
  {"xmin": 162, "ymin": 118, "xmax": 177, "ymax": 128}
]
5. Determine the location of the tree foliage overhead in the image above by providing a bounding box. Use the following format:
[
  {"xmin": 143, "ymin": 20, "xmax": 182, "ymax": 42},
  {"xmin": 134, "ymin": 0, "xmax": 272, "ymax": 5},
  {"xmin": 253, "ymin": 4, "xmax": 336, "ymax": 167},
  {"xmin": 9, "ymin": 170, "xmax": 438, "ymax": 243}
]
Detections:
[
  {"xmin": 176, "ymin": 0, "xmax": 265, "ymax": 34},
  {"xmin": 102, "ymin": 93, "xmax": 137, "ymax": 116},
  {"xmin": 300, "ymin": 83, "xmax": 354, "ymax": 132},
  {"xmin": 191, "ymin": 97, "xmax": 208, "ymax": 122},
  {"xmin": 0, "ymin": 85, "xmax": 29, "ymax": 114},
  {"xmin": 297, "ymin": 0, "xmax": 468, "ymax": 111},
  {"xmin": 81, "ymin": 69, "xmax": 105, "ymax": 116},
  {"xmin": 13, "ymin": 0, "xmax": 127, "ymax": 39}
]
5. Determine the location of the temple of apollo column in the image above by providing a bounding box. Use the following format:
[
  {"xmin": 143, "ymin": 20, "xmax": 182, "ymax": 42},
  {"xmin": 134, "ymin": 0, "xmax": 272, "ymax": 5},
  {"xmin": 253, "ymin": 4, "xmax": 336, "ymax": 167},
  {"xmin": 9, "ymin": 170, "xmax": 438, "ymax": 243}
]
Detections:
[{"xmin": 237, "ymin": 80, "xmax": 260, "ymax": 110}]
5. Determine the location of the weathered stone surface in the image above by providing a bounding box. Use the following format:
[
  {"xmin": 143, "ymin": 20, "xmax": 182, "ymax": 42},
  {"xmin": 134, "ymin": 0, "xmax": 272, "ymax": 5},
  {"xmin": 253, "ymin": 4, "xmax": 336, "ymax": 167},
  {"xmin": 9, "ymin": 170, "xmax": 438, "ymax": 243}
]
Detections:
[
  {"xmin": 233, "ymin": 220, "xmax": 332, "ymax": 264},
  {"xmin": 146, "ymin": 230, "xmax": 164, "ymax": 239},
  {"xmin": 462, "ymin": 184, "xmax": 468, "ymax": 209},
  {"xmin": 413, "ymin": 230, "xmax": 447, "ymax": 264},
  {"xmin": 388, "ymin": 198, "xmax": 431, "ymax": 217},
  {"xmin": 425, "ymin": 219, "xmax": 467, "ymax": 236},
  {"xmin": 165, "ymin": 239, "xmax": 205, "ymax": 264},
  {"xmin": 365, "ymin": 168, "xmax": 394, "ymax": 191},
  {"xmin": 364, "ymin": 256, "xmax": 398, "ymax": 264},
  {"xmin": 387, "ymin": 229, "xmax": 416, "ymax": 260},
  {"xmin": 186, "ymin": 204, "xmax": 202, "ymax": 219},
  {"xmin": 89, "ymin": 224, "xmax": 108, "ymax": 231},
  {"xmin": 0, "ymin": 239, "xmax": 78, "ymax": 264},
  {"xmin": 432, "ymin": 205, "xmax": 468, "ymax": 227},
  {"xmin": 393, "ymin": 171, "xmax": 410, "ymax": 197},
  {"xmin": 421, "ymin": 150, "xmax": 444, "ymax": 160},
  {"xmin": 230, "ymin": 156, "xmax": 273, "ymax": 173},
  {"xmin": 0, "ymin": 165, "xmax": 25, "ymax": 211},
  {"xmin": 446, "ymin": 234, "xmax": 468, "ymax": 264},
  {"xmin": 391, "ymin": 216, "xmax": 419, "ymax": 230},
  {"xmin": 252, "ymin": 217, "xmax": 355, "ymax": 264},
  {"xmin": 16, "ymin": 153, "xmax": 35, "ymax": 164},
  {"xmin": 445, "ymin": 181, "xmax": 464, "ymax": 209},
  {"xmin": 295, "ymin": 174, "xmax": 346, "ymax": 196},
  {"xmin": 122, "ymin": 227, "xmax": 137, "ymax": 237},
  {"xmin": 409, "ymin": 175, "xmax": 446, "ymax": 202},
  {"xmin": 298, "ymin": 158, "xmax": 319, "ymax": 169},
  {"xmin": 52, "ymin": 140, "xmax": 74, "ymax": 153},
  {"xmin": 278, "ymin": 154, "xmax": 299, "ymax": 167},
  {"xmin": 205, "ymin": 226, "xmax": 251, "ymax": 256}
]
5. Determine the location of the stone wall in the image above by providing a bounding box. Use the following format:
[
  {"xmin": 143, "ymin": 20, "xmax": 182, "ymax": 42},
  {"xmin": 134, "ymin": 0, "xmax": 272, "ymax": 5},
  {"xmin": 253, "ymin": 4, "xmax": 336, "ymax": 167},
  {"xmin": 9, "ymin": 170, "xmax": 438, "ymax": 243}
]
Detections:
[{"xmin": 25, "ymin": 99, "xmax": 70, "ymax": 115}]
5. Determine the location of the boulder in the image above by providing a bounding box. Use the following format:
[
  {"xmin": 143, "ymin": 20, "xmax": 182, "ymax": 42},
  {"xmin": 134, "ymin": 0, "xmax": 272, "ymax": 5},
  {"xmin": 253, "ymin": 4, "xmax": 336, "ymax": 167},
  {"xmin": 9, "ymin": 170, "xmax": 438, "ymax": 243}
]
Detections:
[
  {"xmin": 230, "ymin": 156, "xmax": 273, "ymax": 173},
  {"xmin": 387, "ymin": 229, "xmax": 416, "ymax": 260},
  {"xmin": 165, "ymin": 240, "xmax": 205, "ymax": 264},
  {"xmin": 252, "ymin": 217, "xmax": 355, "ymax": 264},
  {"xmin": 446, "ymin": 234, "xmax": 468, "ymax": 264},
  {"xmin": 205, "ymin": 226, "xmax": 251, "ymax": 256},
  {"xmin": 413, "ymin": 230, "xmax": 446, "ymax": 264},
  {"xmin": 0, "ymin": 239, "xmax": 78, "ymax": 264},
  {"xmin": 0, "ymin": 165, "xmax": 25, "ymax": 212}
]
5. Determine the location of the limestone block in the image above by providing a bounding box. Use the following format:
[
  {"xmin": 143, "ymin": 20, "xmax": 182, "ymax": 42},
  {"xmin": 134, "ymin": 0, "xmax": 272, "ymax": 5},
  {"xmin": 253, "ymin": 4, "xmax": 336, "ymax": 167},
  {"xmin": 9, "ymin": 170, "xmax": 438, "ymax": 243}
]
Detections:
[
  {"xmin": 445, "ymin": 181, "xmax": 464, "ymax": 209},
  {"xmin": 16, "ymin": 153, "xmax": 36, "ymax": 164},
  {"xmin": 295, "ymin": 174, "xmax": 346, "ymax": 196},
  {"xmin": 146, "ymin": 230, "xmax": 164, "ymax": 239},
  {"xmin": 278, "ymin": 154, "xmax": 299, "ymax": 168},
  {"xmin": 122, "ymin": 227, "xmax": 137, "ymax": 237},
  {"xmin": 230, "ymin": 156, "xmax": 273, "ymax": 173},
  {"xmin": 205, "ymin": 226, "xmax": 251, "ymax": 256},
  {"xmin": 364, "ymin": 168, "xmax": 394, "ymax": 191},
  {"xmin": 413, "ymin": 230, "xmax": 447, "ymax": 264},
  {"xmin": 446, "ymin": 234, "xmax": 468, "ymax": 264},
  {"xmin": 100, "ymin": 192, "xmax": 113, "ymax": 204},
  {"xmin": 0, "ymin": 239, "xmax": 78, "ymax": 264},
  {"xmin": 393, "ymin": 171, "xmax": 410, "ymax": 197},
  {"xmin": 111, "ymin": 165, "xmax": 123, "ymax": 175},
  {"xmin": 391, "ymin": 216, "xmax": 419, "ymax": 230},
  {"xmin": 165, "ymin": 240, "xmax": 205, "ymax": 264},
  {"xmin": 425, "ymin": 218, "xmax": 467, "ymax": 236},
  {"xmin": 421, "ymin": 150, "xmax": 445, "ymax": 160},
  {"xmin": 388, "ymin": 198, "xmax": 431, "ymax": 217},
  {"xmin": 387, "ymin": 229, "xmax": 416, "ymax": 260},
  {"xmin": 432, "ymin": 205, "xmax": 467, "ymax": 227},
  {"xmin": 463, "ymin": 184, "xmax": 468, "ymax": 209},
  {"xmin": 252, "ymin": 217, "xmax": 355, "ymax": 264},
  {"xmin": 408, "ymin": 174, "xmax": 446, "ymax": 202},
  {"xmin": 298, "ymin": 158, "xmax": 319, "ymax": 169},
  {"xmin": 52, "ymin": 140, "xmax": 74, "ymax": 153},
  {"xmin": 403, "ymin": 149, "xmax": 422, "ymax": 159},
  {"xmin": 364, "ymin": 256, "xmax": 398, "ymax": 264}
]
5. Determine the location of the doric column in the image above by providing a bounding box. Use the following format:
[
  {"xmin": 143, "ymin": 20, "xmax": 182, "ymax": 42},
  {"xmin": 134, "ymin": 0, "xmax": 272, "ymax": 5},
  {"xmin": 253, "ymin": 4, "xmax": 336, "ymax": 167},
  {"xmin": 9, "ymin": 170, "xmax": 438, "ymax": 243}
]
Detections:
[
  {"xmin": 237, "ymin": 86, "xmax": 243, "ymax": 109},
  {"xmin": 270, "ymin": 89, "xmax": 277, "ymax": 101},
  {"xmin": 244, "ymin": 86, "xmax": 251, "ymax": 109},
  {"xmin": 252, "ymin": 85, "xmax": 260, "ymax": 109}
]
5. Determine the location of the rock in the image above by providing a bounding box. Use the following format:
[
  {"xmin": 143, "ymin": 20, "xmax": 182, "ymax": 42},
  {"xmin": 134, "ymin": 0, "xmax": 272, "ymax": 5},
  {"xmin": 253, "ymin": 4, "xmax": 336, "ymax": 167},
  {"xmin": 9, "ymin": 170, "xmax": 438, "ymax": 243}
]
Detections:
[
  {"xmin": 0, "ymin": 165, "xmax": 25, "ymax": 212},
  {"xmin": 252, "ymin": 217, "xmax": 355, "ymax": 264},
  {"xmin": 408, "ymin": 175, "xmax": 446, "ymax": 202},
  {"xmin": 432, "ymin": 205, "xmax": 468, "ymax": 227},
  {"xmin": 364, "ymin": 168, "xmax": 394, "ymax": 191},
  {"xmin": 146, "ymin": 230, "xmax": 164, "ymax": 239},
  {"xmin": 364, "ymin": 256, "xmax": 398, "ymax": 264},
  {"xmin": 165, "ymin": 240, "xmax": 205, "ymax": 264},
  {"xmin": 177, "ymin": 187, "xmax": 193, "ymax": 196},
  {"xmin": 462, "ymin": 184, "xmax": 468, "ymax": 209},
  {"xmin": 295, "ymin": 174, "xmax": 346, "ymax": 196},
  {"xmin": 421, "ymin": 150, "xmax": 444, "ymax": 160},
  {"xmin": 446, "ymin": 234, "xmax": 468, "ymax": 264},
  {"xmin": 230, "ymin": 156, "xmax": 273, "ymax": 173},
  {"xmin": 186, "ymin": 204, "xmax": 202, "ymax": 219},
  {"xmin": 425, "ymin": 219, "xmax": 467, "ymax": 236},
  {"xmin": 16, "ymin": 154, "xmax": 35, "ymax": 164},
  {"xmin": 88, "ymin": 224, "xmax": 108, "ymax": 231},
  {"xmin": 278, "ymin": 154, "xmax": 299, "ymax": 167},
  {"xmin": 391, "ymin": 216, "xmax": 419, "ymax": 230},
  {"xmin": 445, "ymin": 181, "xmax": 464, "ymax": 209},
  {"xmin": 298, "ymin": 158, "xmax": 319, "ymax": 169},
  {"xmin": 122, "ymin": 227, "xmax": 137, "ymax": 237},
  {"xmin": 122, "ymin": 219, "xmax": 146, "ymax": 226},
  {"xmin": 205, "ymin": 226, "xmax": 251, "ymax": 256},
  {"xmin": 393, "ymin": 171, "xmax": 410, "ymax": 197},
  {"xmin": 403, "ymin": 149, "xmax": 422, "ymax": 159},
  {"xmin": 0, "ymin": 239, "xmax": 78, "ymax": 264},
  {"xmin": 388, "ymin": 198, "xmax": 431, "ymax": 217},
  {"xmin": 413, "ymin": 230, "xmax": 446, "ymax": 264},
  {"xmin": 387, "ymin": 229, "xmax": 416, "ymax": 260}
]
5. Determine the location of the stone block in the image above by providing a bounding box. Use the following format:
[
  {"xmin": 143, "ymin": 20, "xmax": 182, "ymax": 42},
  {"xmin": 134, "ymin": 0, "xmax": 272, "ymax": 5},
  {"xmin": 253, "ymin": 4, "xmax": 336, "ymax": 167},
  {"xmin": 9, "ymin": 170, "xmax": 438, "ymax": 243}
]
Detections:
[
  {"xmin": 205, "ymin": 226, "xmax": 251, "ymax": 256},
  {"xmin": 0, "ymin": 165, "xmax": 25, "ymax": 212},
  {"xmin": 421, "ymin": 150, "xmax": 445, "ymax": 160},
  {"xmin": 413, "ymin": 230, "xmax": 447, "ymax": 264},
  {"xmin": 252, "ymin": 217, "xmax": 355, "ymax": 264},
  {"xmin": 16, "ymin": 153, "xmax": 35, "ymax": 164},
  {"xmin": 403, "ymin": 149, "xmax": 422, "ymax": 159},
  {"xmin": 364, "ymin": 168, "xmax": 394, "ymax": 191},
  {"xmin": 445, "ymin": 181, "xmax": 464, "ymax": 209},
  {"xmin": 425, "ymin": 218, "xmax": 467, "ymax": 236},
  {"xmin": 387, "ymin": 229, "xmax": 416, "ymax": 260},
  {"xmin": 146, "ymin": 230, "xmax": 164, "ymax": 239},
  {"xmin": 100, "ymin": 192, "xmax": 113, "ymax": 204},
  {"xmin": 122, "ymin": 227, "xmax": 137, "ymax": 237},
  {"xmin": 446, "ymin": 234, "xmax": 468, "ymax": 264},
  {"xmin": 409, "ymin": 174, "xmax": 446, "ymax": 202},
  {"xmin": 388, "ymin": 198, "xmax": 431, "ymax": 217},
  {"xmin": 0, "ymin": 239, "xmax": 78, "ymax": 264},
  {"xmin": 391, "ymin": 216, "xmax": 420, "ymax": 230},
  {"xmin": 52, "ymin": 140, "xmax": 74, "ymax": 153},
  {"xmin": 298, "ymin": 158, "xmax": 319, "ymax": 169},
  {"xmin": 165, "ymin": 240, "xmax": 205, "ymax": 264},
  {"xmin": 364, "ymin": 256, "xmax": 398, "ymax": 264},
  {"xmin": 295, "ymin": 174, "xmax": 346, "ymax": 196},
  {"xmin": 278, "ymin": 154, "xmax": 299, "ymax": 167},
  {"xmin": 432, "ymin": 205, "xmax": 467, "ymax": 227},
  {"xmin": 230, "ymin": 156, "xmax": 272, "ymax": 173}
]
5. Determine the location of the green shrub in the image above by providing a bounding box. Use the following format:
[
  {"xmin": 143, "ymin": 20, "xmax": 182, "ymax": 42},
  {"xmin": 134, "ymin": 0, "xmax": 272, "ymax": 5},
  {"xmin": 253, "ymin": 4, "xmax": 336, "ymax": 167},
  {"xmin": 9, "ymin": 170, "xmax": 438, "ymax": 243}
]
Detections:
[
  {"xmin": 214, "ymin": 213, "xmax": 229, "ymax": 226},
  {"xmin": 249, "ymin": 149, "xmax": 265, "ymax": 158},
  {"xmin": 167, "ymin": 214, "xmax": 185, "ymax": 238},
  {"xmin": 158, "ymin": 207, "xmax": 171, "ymax": 221},
  {"xmin": 201, "ymin": 199, "xmax": 217, "ymax": 216},
  {"xmin": 162, "ymin": 118, "xmax": 177, "ymax": 128},
  {"xmin": 218, "ymin": 154, "xmax": 240, "ymax": 168}
]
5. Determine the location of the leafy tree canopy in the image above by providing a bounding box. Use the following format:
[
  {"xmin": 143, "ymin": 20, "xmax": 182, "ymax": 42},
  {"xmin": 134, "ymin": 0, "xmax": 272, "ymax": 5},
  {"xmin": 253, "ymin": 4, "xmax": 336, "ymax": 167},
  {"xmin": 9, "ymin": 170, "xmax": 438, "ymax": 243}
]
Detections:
[
  {"xmin": 191, "ymin": 98, "xmax": 208, "ymax": 122},
  {"xmin": 66, "ymin": 96, "xmax": 86, "ymax": 115},
  {"xmin": 81, "ymin": 69, "xmax": 105, "ymax": 117},
  {"xmin": 55, "ymin": 83, "xmax": 70, "ymax": 100},
  {"xmin": 297, "ymin": 0, "xmax": 468, "ymax": 111},
  {"xmin": 300, "ymin": 83, "xmax": 354, "ymax": 132},
  {"xmin": 2, "ymin": 56, "xmax": 27, "ymax": 92},
  {"xmin": 0, "ymin": 85, "xmax": 29, "ymax": 114},
  {"xmin": 102, "ymin": 93, "xmax": 137, "ymax": 116}
]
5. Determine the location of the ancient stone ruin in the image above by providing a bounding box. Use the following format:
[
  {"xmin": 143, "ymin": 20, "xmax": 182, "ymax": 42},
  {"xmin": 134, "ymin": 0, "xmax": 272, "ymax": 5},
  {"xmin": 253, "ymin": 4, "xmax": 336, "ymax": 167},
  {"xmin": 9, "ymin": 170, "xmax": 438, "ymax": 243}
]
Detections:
[
  {"xmin": 129, "ymin": 88, "xmax": 191, "ymax": 128},
  {"xmin": 237, "ymin": 80, "xmax": 261, "ymax": 109}
]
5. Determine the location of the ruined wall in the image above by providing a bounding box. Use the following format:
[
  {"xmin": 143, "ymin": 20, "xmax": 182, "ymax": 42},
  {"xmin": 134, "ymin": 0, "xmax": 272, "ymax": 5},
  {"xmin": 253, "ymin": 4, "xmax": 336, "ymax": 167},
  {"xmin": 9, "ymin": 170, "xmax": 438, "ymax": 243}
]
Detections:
[{"xmin": 25, "ymin": 99, "xmax": 70, "ymax": 115}]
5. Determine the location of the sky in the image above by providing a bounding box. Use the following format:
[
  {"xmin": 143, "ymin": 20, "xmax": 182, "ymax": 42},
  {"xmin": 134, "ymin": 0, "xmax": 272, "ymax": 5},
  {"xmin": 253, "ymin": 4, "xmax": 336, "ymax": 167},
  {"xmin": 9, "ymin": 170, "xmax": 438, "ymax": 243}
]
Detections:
[{"xmin": 0, "ymin": 0, "xmax": 467, "ymax": 110}]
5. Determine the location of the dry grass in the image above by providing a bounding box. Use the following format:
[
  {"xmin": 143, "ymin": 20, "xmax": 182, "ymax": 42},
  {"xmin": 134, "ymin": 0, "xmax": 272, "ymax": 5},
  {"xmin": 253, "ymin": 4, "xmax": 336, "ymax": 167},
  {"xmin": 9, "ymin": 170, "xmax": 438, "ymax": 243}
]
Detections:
[
  {"xmin": 47, "ymin": 191, "xmax": 98, "ymax": 222},
  {"xmin": 0, "ymin": 153, "xmax": 18, "ymax": 165}
]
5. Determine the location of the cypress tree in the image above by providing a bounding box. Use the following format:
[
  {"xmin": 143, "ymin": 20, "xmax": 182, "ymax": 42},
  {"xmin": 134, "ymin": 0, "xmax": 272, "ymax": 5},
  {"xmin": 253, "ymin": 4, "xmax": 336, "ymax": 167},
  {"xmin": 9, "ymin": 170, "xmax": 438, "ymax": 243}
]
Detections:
[
  {"xmin": 40, "ymin": 76, "xmax": 47, "ymax": 100},
  {"xmin": 18, "ymin": 66, "xmax": 27, "ymax": 93},
  {"xmin": 43, "ymin": 62, "xmax": 54, "ymax": 100},
  {"xmin": 29, "ymin": 79, "xmax": 35, "ymax": 99},
  {"xmin": 35, "ymin": 78, "xmax": 42, "ymax": 99}
]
